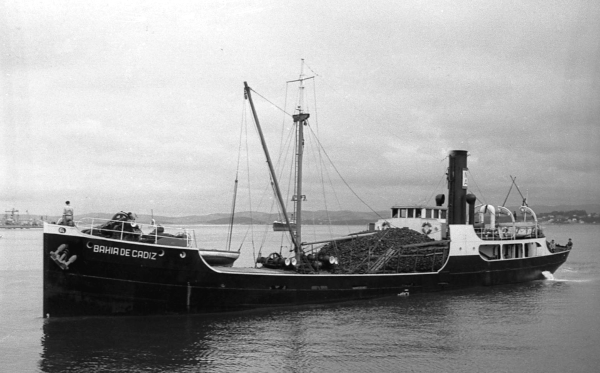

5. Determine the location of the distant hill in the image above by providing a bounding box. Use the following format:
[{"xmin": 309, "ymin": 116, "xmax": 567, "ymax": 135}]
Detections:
[
  {"xmin": 507, "ymin": 204, "xmax": 600, "ymax": 215},
  {"xmin": 40, "ymin": 204, "xmax": 600, "ymax": 225},
  {"xmin": 42, "ymin": 210, "xmax": 387, "ymax": 226}
]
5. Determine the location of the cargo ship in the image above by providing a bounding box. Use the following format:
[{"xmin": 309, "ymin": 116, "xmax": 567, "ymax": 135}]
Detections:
[{"xmin": 42, "ymin": 74, "xmax": 571, "ymax": 317}]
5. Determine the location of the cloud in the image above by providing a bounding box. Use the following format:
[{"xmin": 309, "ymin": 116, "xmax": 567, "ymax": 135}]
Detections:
[{"xmin": 1, "ymin": 0, "xmax": 599, "ymax": 216}]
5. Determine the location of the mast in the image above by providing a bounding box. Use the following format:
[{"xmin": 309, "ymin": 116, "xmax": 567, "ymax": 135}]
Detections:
[
  {"xmin": 244, "ymin": 82, "xmax": 299, "ymax": 250},
  {"xmin": 290, "ymin": 61, "xmax": 310, "ymax": 261}
]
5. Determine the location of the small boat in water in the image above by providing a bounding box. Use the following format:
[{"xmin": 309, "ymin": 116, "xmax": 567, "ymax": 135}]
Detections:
[
  {"xmin": 42, "ymin": 68, "xmax": 572, "ymax": 317},
  {"xmin": 273, "ymin": 214, "xmax": 296, "ymax": 231}
]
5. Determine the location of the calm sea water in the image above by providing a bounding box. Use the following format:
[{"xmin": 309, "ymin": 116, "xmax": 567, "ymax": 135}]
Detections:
[{"xmin": 1, "ymin": 224, "xmax": 599, "ymax": 372}]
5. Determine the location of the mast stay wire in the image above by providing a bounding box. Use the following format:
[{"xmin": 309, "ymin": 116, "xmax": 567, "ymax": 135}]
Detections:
[
  {"xmin": 510, "ymin": 175, "xmax": 528, "ymax": 206},
  {"xmin": 466, "ymin": 169, "xmax": 487, "ymax": 206},
  {"xmin": 227, "ymin": 99, "xmax": 247, "ymax": 252},
  {"xmin": 250, "ymin": 88, "xmax": 294, "ymax": 119},
  {"xmin": 250, "ymin": 76, "xmax": 384, "ymax": 223},
  {"xmin": 303, "ymin": 121, "xmax": 337, "ymax": 240},
  {"xmin": 247, "ymin": 86, "xmax": 298, "ymax": 250},
  {"xmin": 298, "ymin": 70, "xmax": 384, "ymax": 223},
  {"xmin": 303, "ymin": 79, "xmax": 339, "ymax": 240},
  {"xmin": 501, "ymin": 176, "xmax": 515, "ymax": 207},
  {"xmin": 249, "ymin": 85, "xmax": 301, "ymax": 220},
  {"xmin": 308, "ymin": 80, "xmax": 339, "ymax": 238},
  {"xmin": 423, "ymin": 169, "xmax": 447, "ymax": 208},
  {"xmin": 245, "ymin": 88, "xmax": 290, "ymax": 208},
  {"xmin": 305, "ymin": 124, "xmax": 384, "ymax": 219},
  {"xmin": 243, "ymin": 101, "xmax": 293, "ymax": 256}
]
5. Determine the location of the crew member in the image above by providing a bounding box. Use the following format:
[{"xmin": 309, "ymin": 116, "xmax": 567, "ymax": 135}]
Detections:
[{"xmin": 58, "ymin": 201, "xmax": 74, "ymax": 226}]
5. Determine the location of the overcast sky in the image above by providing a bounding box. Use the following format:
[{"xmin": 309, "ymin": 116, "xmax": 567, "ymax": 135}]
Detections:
[{"xmin": 1, "ymin": 0, "xmax": 599, "ymax": 218}]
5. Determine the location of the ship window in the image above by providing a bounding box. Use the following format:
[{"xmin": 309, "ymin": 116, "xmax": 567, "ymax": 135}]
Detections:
[
  {"xmin": 415, "ymin": 209, "xmax": 422, "ymax": 218},
  {"xmin": 479, "ymin": 244, "xmax": 500, "ymax": 260},
  {"xmin": 515, "ymin": 243, "xmax": 523, "ymax": 258},
  {"xmin": 434, "ymin": 209, "xmax": 439, "ymax": 219},
  {"xmin": 392, "ymin": 208, "xmax": 399, "ymax": 218},
  {"xmin": 501, "ymin": 243, "xmax": 523, "ymax": 259},
  {"xmin": 400, "ymin": 209, "xmax": 407, "ymax": 218},
  {"xmin": 441, "ymin": 210, "xmax": 447, "ymax": 219},
  {"xmin": 408, "ymin": 209, "xmax": 414, "ymax": 218},
  {"xmin": 426, "ymin": 209, "xmax": 433, "ymax": 218}
]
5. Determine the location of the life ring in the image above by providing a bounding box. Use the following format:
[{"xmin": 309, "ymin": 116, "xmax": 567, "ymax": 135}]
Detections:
[{"xmin": 422, "ymin": 222, "xmax": 432, "ymax": 235}]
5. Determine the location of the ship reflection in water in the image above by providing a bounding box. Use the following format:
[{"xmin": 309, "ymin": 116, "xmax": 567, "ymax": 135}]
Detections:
[{"xmin": 39, "ymin": 279, "xmax": 578, "ymax": 373}]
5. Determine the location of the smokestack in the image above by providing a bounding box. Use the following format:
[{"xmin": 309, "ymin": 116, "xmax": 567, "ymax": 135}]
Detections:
[{"xmin": 447, "ymin": 150, "xmax": 468, "ymax": 225}]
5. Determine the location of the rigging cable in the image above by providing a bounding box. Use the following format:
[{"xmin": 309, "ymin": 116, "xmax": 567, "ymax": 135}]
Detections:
[
  {"xmin": 424, "ymin": 169, "xmax": 447, "ymax": 207},
  {"xmin": 307, "ymin": 78, "xmax": 338, "ymax": 238},
  {"xmin": 226, "ymin": 98, "xmax": 247, "ymax": 251},
  {"xmin": 242, "ymin": 99, "xmax": 260, "ymax": 263},
  {"xmin": 306, "ymin": 124, "xmax": 385, "ymax": 219},
  {"xmin": 510, "ymin": 175, "xmax": 528, "ymax": 206},
  {"xmin": 250, "ymin": 88, "xmax": 293, "ymax": 118},
  {"xmin": 467, "ymin": 169, "xmax": 487, "ymax": 206},
  {"xmin": 247, "ymin": 89, "xmax": 296, "ymax": 252},
  {"xmin": 501, "ymin": 176, "xmax": 515, "ymax": 207}
]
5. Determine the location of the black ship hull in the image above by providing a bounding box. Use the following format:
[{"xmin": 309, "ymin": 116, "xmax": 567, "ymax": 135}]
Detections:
[{"xmin": 43, "ymin": 228, "xmax": 570, "ymax": 317}]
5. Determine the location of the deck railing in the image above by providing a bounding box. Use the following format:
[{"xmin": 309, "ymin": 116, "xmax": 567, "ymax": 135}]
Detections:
[
  {"xmin": 474, "ymin": 224, "xmax": 544, "ymax": 240},
  {"xmin": 76, "ymin": 218, "xmax": 197, "ymax": 248}
]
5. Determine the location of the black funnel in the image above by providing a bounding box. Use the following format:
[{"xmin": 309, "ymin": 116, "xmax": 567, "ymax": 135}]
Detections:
[{"xmin": 447, "ymin": 150, "xmax": 468, "ymax": 225}]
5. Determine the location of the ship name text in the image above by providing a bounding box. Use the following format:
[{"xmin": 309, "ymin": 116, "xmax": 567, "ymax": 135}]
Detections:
[{"xmin": 91, "ymin": 244, "xmax": 157, "ymax": 260}]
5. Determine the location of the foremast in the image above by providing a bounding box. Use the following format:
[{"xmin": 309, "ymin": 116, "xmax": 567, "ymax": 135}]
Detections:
[{"xmin": 288, "ymin": 61, "xmax": 312, "ymax": 263}]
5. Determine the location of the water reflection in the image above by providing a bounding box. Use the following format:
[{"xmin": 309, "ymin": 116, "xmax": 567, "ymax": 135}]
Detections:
[{"xmin": 39, "ymin": 279, "xmax": 572, "ymax": 373}]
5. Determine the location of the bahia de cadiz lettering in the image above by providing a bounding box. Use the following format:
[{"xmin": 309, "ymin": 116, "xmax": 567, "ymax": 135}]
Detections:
[{"xmin": 90, "ymin": 243, "xmax": 157, "ymax": 260}]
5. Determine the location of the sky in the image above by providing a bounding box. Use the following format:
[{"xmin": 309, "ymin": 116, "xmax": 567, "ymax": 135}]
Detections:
[{"xmin": 1, "ymin": 0, "xmax": 599, "ymax": 218}]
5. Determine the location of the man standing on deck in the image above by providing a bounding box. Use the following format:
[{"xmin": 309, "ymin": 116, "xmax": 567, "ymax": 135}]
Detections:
[{"xmin": 60, "ymin": 201, "xmax": 74, "ymax": 226}]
